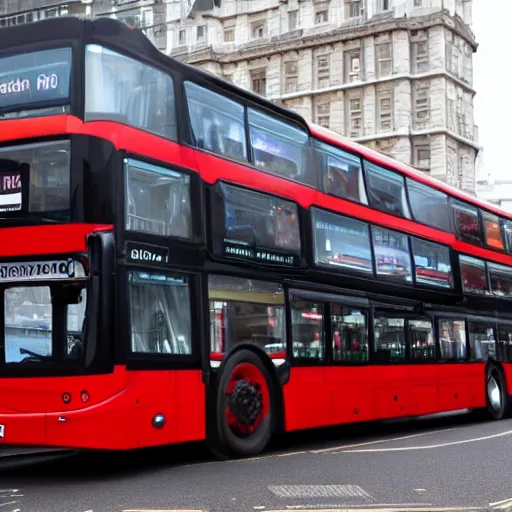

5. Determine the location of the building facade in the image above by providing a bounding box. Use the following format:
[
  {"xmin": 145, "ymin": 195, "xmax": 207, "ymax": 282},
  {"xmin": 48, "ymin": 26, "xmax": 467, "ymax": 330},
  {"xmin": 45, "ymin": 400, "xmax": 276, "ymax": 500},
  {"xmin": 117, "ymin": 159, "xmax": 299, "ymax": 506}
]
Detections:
[
  {"xmin": 0, "ymin": 0, "xmax": 480, "ymax": 194},
  {"xmin": 167, "ymin": 0, "xmax": 479, "ymax": 194},
  {"xmin": 0, "ymin": 0, "xmax": 168, "ymax": 52}
]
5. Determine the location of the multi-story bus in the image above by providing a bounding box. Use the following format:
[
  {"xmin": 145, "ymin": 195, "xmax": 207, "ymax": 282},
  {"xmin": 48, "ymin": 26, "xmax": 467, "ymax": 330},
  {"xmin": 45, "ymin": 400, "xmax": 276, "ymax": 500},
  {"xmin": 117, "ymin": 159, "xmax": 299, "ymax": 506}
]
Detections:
[{"xmin": 0, "ymin": 17, "xmax": 511, "ymax": 458}]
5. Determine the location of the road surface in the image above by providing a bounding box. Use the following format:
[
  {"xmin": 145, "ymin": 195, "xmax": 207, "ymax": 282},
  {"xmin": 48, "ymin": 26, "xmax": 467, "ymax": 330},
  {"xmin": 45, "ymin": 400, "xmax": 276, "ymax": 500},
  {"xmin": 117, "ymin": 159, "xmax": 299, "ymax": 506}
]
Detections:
[{"xmin": 1, "ymin": 411, "xmax": 511, "ymax": 512}]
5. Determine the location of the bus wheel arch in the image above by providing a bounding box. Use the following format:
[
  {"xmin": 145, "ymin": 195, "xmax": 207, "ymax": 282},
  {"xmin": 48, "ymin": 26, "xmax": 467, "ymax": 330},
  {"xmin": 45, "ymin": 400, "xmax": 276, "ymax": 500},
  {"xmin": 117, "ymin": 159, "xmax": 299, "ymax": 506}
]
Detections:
[
  {"xmin": 213, "ymin": 347, "xmax": 281, "ymax": 458},
  {"xmin": 485, "ymin": 361, "xmax": 511, "ymax": 420}
]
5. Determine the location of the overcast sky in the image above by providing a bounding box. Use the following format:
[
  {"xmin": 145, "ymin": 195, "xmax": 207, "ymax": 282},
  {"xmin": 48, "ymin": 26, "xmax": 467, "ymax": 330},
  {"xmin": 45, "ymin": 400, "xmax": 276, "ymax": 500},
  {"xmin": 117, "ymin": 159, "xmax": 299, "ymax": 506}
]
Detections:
[{"xmin": 473, "ymin": 1, "xmax": 510, "ymax": 182}]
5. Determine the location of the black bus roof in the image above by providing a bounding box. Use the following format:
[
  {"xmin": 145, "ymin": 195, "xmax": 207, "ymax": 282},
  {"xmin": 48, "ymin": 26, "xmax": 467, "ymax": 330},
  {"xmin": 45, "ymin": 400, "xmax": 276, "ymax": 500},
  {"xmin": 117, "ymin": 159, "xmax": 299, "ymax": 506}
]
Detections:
[{"xmin": 0, "ymin": 16, "xmax": 308, "ymax": 131}]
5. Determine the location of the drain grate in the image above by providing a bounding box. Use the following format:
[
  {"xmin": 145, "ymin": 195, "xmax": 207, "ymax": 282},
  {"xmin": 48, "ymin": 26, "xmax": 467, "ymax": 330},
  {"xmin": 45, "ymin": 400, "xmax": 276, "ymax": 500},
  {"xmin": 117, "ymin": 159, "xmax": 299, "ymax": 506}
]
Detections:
[{"xmin": 268, "ymin": 484, "xmax": 373, "ymax": 499}]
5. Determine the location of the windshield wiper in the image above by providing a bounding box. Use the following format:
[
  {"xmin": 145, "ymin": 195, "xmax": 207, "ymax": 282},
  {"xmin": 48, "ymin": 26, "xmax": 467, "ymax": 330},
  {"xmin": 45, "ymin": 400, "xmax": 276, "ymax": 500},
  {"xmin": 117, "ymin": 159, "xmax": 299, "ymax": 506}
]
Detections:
[{"xmin": 19, "ymin": 347, "xmax": 53, "ymax": 363}]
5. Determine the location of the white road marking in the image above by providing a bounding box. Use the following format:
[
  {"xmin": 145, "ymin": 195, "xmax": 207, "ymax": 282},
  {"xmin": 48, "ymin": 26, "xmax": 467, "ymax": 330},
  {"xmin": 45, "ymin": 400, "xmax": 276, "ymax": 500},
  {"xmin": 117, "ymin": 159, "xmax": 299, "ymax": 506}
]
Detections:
[
  {"xmin": 123, "ymin": 510, "xmax": 206, "ymax": 512},
  {"xmin": 268, "ymin": 507, "xmax": 479, "ymax": 512},
  {"xmin": 340, "ymin": 429, "xmax": 512, "ymax": 452},
  {"xmin": 490, "ymin": 498, "xmax": 512, "ymax": 507},
  {"xmin": 0, "ymin": 502, "xmax": 17, "ymax": 508},
  {"xmin": 310, "ymin": 429, "xmax": 455, "ymax": 454},
  {"xmin": 414, "ymin": 489, "xmax": 426, "ymax": 493},
  {"xmin": 268, "ymin": 485, "xmax": 373, "ymax": 499}
]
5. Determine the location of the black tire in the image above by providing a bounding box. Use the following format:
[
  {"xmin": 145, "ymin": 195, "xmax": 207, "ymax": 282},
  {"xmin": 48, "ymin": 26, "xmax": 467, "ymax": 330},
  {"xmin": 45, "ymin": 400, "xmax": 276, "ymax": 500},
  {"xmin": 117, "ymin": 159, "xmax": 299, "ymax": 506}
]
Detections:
[
  {"xmin": 486, "ymin": 363, "xmax": 511, "ymax": 420},
  {"xmin": 214, "ymin": 349, "xmax": 275, "ymax": 458}
]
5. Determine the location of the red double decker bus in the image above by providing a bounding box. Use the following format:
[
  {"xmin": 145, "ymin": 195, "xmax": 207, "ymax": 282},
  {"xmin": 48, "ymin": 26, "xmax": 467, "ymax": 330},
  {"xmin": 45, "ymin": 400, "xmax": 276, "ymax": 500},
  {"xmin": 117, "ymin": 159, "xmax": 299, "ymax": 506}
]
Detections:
[{"xmin": 0, "ymin": 17, "xmax": 511, "ymax": 458}]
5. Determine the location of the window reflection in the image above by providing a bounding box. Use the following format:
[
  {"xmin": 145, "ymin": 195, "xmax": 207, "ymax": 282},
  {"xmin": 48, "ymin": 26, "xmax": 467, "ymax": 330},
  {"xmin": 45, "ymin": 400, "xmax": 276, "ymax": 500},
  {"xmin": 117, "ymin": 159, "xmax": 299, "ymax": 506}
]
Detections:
[
  {"xmin": 125, "ymin": 159, "xmax": 191, "ymax": 238},
  {"xmin": 373, "ymin": 227, "xmax": 412, "ymax": 282},
  {"xmin": 312, "ymin": 208, "xmax": 373, "ymax": 273},
  {"xmin": 488, "ymin": 262, "xmax": 512, "ymax": 298},
  {"xmin": 482, "ymin": 211, "xmax": 504, "ymax": 250},
  {"xmin": 317, "ymin": 142, "xmax": 365, "ymax": 203},
  {"xmin": 331, "ymin": 304, "xmax": 368, "ymax": 362},
  {"xmin": 460, "ymin": 255, "xmax": 489, "ymax": 295},
  {"xmin": 208, "ymin": 276, "xmax": 285, "ymax": 366},
  {"xmin": 469, "ymin": 323, "xmax": 495, "ymax": 361},
  {"xmin": 406, "ymin": 179, "xmax": 451, "ymax": 232},
  {"xmin": 129, "ymin": 272, "xmax": 191, "ymax": 355},
  {"xmin": 452, "ymin": 200, "xmax": 482, "ymax": 246},
  {"xmin": 498, "ymin": 325, "xmax": 512, "ymax": 362},
  {"xmin": 0, "ymin": 140, "xmax": 71, "ymax": 218},
  {"xmin": 85, "ymin": 45, "xmax": 176, "ymax": 140},
  {"xmin": 4, "ymin": 286, "xmax": 52, "ymax": 363},
  {"xmin": 291, "ymin": 298, "xmax": 324, "ymax": 361},
  {"xmin": 409, "ymin": 319, "xmax": 435, "ymax": 361},
  {"xmin": 185, "ymin": 81, "xmax": 247, "ymax": 161},
  {"xmin": 248, "ymin": 109, "xmax": 311, "ymax": 184},
  {"xmin": 374, "ymin": 316, "xmax": 405, "ymax": 362},
  {"xmin": 412, "ymin": 238, "xmax": 453, "ymax": 288},
  {"xmin": 439, "ymin": 319, "xmax": 466, "ymax": 360},
  {"xmin": 364, "ymin": 161, "xmax": 409, "ymax": 218}
]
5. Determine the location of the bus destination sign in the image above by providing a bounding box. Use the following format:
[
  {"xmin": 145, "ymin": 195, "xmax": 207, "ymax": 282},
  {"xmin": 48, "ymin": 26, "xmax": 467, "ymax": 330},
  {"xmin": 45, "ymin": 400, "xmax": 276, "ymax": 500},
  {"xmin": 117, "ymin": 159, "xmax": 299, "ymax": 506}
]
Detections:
[
  {"xmin": 0, "ymin": 170, "xmax": 22, "ymax": 213},
  {"xmin": 0, "ymin": 259, "xmax": 77, "ymax": 283},
  {"xmin": 0, "ymin": 48, "xmax": 72, "ymax": 111}
]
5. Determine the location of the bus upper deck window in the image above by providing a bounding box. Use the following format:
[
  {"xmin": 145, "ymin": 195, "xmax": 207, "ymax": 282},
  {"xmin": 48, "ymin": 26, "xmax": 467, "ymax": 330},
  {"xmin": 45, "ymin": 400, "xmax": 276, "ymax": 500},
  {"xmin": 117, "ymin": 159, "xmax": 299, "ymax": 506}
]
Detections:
[
  {"xmin": 247, "ymin": 109, "xmax": 312, "ymax": 186},
  {"xmin": 184, "ymin": 82, "xmax": 247, "ymax": 162},
  {"xmin": 85, "ymin": 45, "xmax": 177, "ymax": 141}
]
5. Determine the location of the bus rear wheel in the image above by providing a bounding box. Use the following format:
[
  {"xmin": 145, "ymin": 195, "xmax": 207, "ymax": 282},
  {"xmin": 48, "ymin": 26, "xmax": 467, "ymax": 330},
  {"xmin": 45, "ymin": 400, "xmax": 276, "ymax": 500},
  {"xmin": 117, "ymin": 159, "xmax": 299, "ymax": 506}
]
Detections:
[
  {"xmin": 215, "ymin": 349, "xmax": 275, "ymax": 458},
  {"xmin": 486, "ymin": 364, "xmax": 510, "ymax": 420}
]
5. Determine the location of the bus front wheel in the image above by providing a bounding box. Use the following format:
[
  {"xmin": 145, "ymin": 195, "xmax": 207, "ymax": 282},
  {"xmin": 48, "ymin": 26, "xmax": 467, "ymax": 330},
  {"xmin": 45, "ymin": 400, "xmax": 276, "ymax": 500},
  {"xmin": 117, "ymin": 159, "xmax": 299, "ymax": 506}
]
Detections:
[
  {"xmin": 215, "ymin": 349, "xmax": 275, "ymax": 458},
  {"xmin": 486, "ymin": 363, "xmax": 511, "ymax": 420}
]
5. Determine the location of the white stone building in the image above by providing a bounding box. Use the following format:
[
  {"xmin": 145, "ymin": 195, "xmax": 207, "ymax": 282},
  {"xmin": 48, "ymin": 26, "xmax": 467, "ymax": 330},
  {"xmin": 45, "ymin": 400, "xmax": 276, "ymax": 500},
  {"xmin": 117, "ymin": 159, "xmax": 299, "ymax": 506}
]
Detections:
[{"xmin": 167, "ymin": 0, "xmax": 479, "ymax": 194}]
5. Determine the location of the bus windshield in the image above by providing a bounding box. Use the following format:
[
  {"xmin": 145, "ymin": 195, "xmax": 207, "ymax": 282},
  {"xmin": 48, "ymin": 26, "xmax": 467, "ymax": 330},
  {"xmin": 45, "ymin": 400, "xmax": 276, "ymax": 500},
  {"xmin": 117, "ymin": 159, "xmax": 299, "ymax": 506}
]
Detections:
[{"xmin": 1, "ymin": 259, "xmax": 88, "ymax": 365}]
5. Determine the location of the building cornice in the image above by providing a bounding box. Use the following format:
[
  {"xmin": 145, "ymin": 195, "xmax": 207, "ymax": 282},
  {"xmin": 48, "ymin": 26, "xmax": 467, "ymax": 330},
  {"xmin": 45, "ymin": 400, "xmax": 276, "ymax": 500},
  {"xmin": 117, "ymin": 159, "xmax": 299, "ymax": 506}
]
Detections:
[
  {"xmin": 175, "ymin": 10, "xmax": 477, "ymax": 65},
  {"xmin": 354, "ymin": 128, "xmax": 481, "ymax": 152},
  {"xmin": 270, "ymin": 70, "xmax": 476, "ymax": 102}
]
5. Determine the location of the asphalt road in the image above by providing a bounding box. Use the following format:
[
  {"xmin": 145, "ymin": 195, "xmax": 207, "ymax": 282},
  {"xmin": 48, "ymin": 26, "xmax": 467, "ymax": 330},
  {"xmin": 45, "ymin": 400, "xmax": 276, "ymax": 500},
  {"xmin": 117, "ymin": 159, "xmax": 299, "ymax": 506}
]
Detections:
[{"xmin": 1, "ymin": 411, "xmax": 512, "ymax": 512}]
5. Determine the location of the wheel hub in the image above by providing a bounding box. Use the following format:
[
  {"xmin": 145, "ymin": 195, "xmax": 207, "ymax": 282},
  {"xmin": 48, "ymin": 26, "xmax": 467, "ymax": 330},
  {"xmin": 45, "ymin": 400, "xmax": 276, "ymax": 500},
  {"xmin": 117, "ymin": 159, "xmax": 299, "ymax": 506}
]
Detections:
[
  {"xmin": 488, "ymin": 375, "xmax": 502, "ymax": 411},
  {"xmin": 227, "ymin": 379, "xmax": 263, "ymax": 426}
]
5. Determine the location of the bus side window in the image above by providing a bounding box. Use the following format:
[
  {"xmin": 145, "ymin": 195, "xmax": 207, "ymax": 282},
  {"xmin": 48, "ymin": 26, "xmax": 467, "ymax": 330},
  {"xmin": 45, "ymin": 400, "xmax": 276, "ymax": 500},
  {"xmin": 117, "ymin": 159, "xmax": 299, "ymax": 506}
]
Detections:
[
  {"xmin": 128, "ymin": 272, "xmax": 192, "ymax": 356},
  {"xmin": 184, "ymin": 82, "xmax": 248, "ymax": 162},
  {"xmin": 468, "ymin": 322, "xmax": 496, "ymax": 361},
  {"xmin": 373, "ymin": 316, "xmax": 405, "ymax": 363},
  {"xmin": 330, "ymin": 304, "xmax": 368, "ymax": 362},
  {"xmin": 497, "ymin": 324, "xmax": 512, "ymax": 362},
  {"xmin": 290, "ymin": 297, "xmax": 325, "ymax": 362},
  {"xmin": 438, "ymin": 319, "xmax": 466, "ymax": 361},
  {"xmin": 408, "ymin": 319, "xmax": 435, "ymax": 361},
  {"xmin": 208, "ymin": 276, "xmax": 286, "ymax": 367}
]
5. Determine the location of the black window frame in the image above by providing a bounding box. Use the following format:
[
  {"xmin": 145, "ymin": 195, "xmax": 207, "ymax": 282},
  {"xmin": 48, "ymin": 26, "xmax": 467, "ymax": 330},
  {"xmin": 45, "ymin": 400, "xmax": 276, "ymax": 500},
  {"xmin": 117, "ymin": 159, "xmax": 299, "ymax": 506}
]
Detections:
[
  {"xmin": 329, "ymin": 299, "xmax": 370, "ymax": 365},
  {"xmin": 208, "ymin": 180, "xmax": 305, "ymax": 269},
  {"xmin": 451, "ymin": 198, "xmax": 484, "ymax": 246},
  {"xmin": 481, "ymin": 209, "xmax": 506, "ymax": 252},
  {"xmin": 314, "ymin": 139, "xmax": 367, "ymax": 205},
  {"xmin": 371, "ymin": 225, "xmax": 414, "ymax": 284},
  {"xmin": 0, "ymin": 44, "xmax": 74, "ymax": 118},
  {"xmin": 363, "ymin": 159, "xmax": 411, "ymax": 219},
  {"xmin": 288, "ymin": 290, "xmax": 327, "ymax": 365},
  {"xmin": 311, "ymin": 206, "xmax": 374, "ymax": 277},
  {"xmin": 436, "ymin": 315, "xmax": 468, "ymax": 363},
  {"xmin": 84, "ymin": 43, "xmax": 179, "ymax": 143},
  {"xmin": 207, "ymin": 273, "xmax": 287, "ymax": 366},
  {"xmin": 0, "ymin": 254, "xmax": 94, "ymax": 378},
  {"xmin": 459, "ymin": 253, "xmax": 490, "ymax": 296},
  {"xmin": 123, "ymin": 266, "xmax": 202, "ymax": 371},
  {"xmin": 497, "ymin": 322, "xmax": 512, "ymax": 363},
  {"xmin": 117, "ymin": 152, "xmax": 204, "ymax": 263},
  {"xmin": 405, "ymin": 177, "xmax": 453, "ymax": 233},
  {"xmin": 410, "ymin": 236, "xmax": 454, "ymax": 290},
  {"xmin": 467, "ymin": 319, "xmax": 497, "ymax": 362}
]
